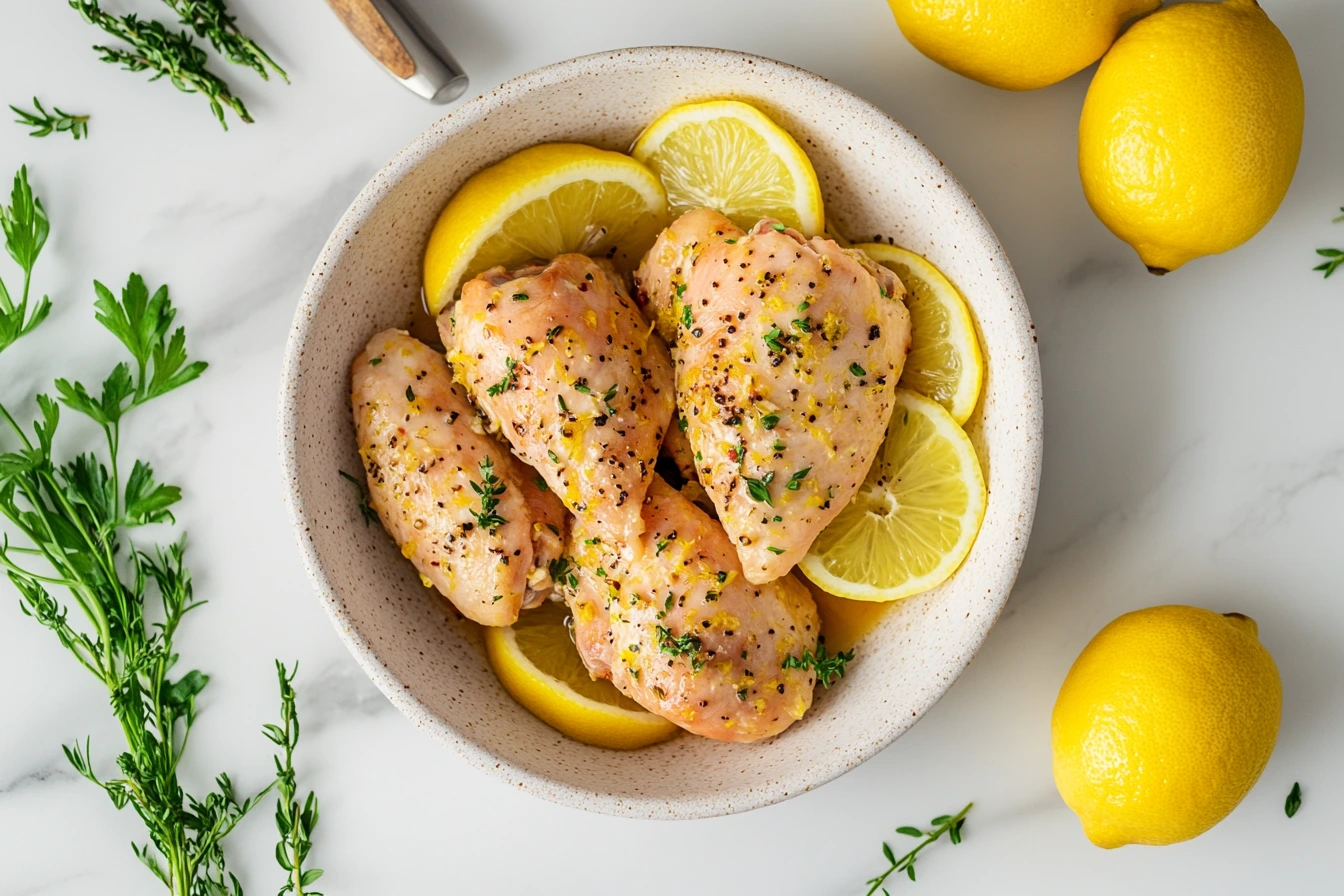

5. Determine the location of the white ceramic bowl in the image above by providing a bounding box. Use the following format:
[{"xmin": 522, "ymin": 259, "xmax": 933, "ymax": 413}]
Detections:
[{"xmin": 280, "ymin": 47, "xmax": 1041, "ymax": 819}]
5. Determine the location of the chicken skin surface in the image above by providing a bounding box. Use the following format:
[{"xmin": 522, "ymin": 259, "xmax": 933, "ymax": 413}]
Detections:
[
  {"xmin": 352, "ymin": 330, "xmax": 565, "ymax": 626},
  {"xmin": 444, "ymin": 255, "xmax": 675, "ymax": 542},
  {"xmin": 565, "ymin": 476, "xmax": 821, "ymax": 743},
  {"xmin": 634, "ymin": 212, "xmax": 913, "ymax": 583}
]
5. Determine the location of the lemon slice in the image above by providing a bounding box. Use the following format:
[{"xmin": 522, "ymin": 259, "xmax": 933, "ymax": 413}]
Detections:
[
  {"xmin": 423, "ymin": 143, "xmax": 668, "ymax": 314},
  {"xmin": 799, "ymin": 389, "xmax": 987, "ymax": 602},
  {"xmin": 483, "ymin": 600, "xmax": 679, "ymax": 750},
  {"xmin": 857, "ymin": 243, "xmax": 984, "ymax": 425},
  {"xmin": 632, "ymin": 99, "xmax": 824, "ymax": 235}
]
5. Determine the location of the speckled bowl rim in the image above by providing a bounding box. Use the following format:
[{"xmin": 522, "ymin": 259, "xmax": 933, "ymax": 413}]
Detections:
[{"xmin": 280, "ymin": 46, "xmax": 1042, "ymax": 818}]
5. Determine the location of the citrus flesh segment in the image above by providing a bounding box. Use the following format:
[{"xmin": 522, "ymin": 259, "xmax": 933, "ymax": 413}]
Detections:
[
  {"xmin": 799, "ymin": 389, "xmax": 987, "ymax": 602},
  {"xmin": 632, "ymin": 100, "xmax": 824, "ymax": 236},
  {"xmin": 423, "ymin": 143, "xmax": 667, "ymax": 314},
  {"xmin": 858, "ymin": 243, "xmax": 983, "ymax": 425},
  {"xmin": 483, "ymin": 600, "xmax": 679, "ymax": 750}
]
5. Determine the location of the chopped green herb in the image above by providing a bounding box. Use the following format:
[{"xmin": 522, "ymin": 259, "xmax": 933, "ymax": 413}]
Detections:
[
  {"xmin": 491, "ymin": 594, "xmax": 503, "ymax": 603},
  {"xmin": 791, "ymin": 318, "xmax": 811, "ymax": 333},
  {"xmin": 512, "ymin": 292, "xmax": 528, "ymax": 301},
  {"xmin": 369, "ymin": 357, "xmax": 382, "ymax": 366},
  {"xmin": 771, "ymin": 222, "xmax": 786, "ymax": 232},
  {"xmin": 595, "ymin": 568, "xmax": 607, "ymax": 577},
  {"xmin": 772, "ymin": 439, "xmax": 786, "ymax": 452},
  {"xmin": 678, "ymin": 415, "xmax": 688, "ymax": 432},
  {"xmin": 546, "ymin": 325, "xmax": 562, "ymax": 341},
  {"xmin": 737, "ymin": 687, "xmax": 749, "ymax": 701},
  {"xmin": 533, "ymin": 476, "xmax": 548, "ymax": 492},
  {"xmin": 763, "ymin": 326, "xmax": 785, "ymax": 353},
  {"xmin": 682, "ymin": 303, "xmax": 693, "ymax": 329},
  {"xmin": 725, "ymin": 238, "xmax": 737, "ymax": 244},
  {"xmin": 573, "ymin": 380, "xmax": 591, "ymax": 395},
  {"xmin": 796, "ymin": 300, "xmax": 810, "ymax": 313},
  {"xmin": 849, "ymin": 362, "xmax": 866, "ymax": 377},
  {"xmin": 656, "ymin": 625, "xmax": 703, "ymax": 670},
  {"xmin": 717, "ymin": 571, "xmax": 728, "ymax": 583},
  {"xmin": 1286, "ymin": 782, "xmax": 1303, "ymax": 818},
  {"xmin": 557, "ymin": 394, "xmax": 568, "ymax": 413},
  {"xmin": 782, "ymin": 637, "xmax": 853, "ymax": 687},
  {"xmin": 486, "ymin": 357, "xmax": 518, "ymax": 397},
  {"xmin": 766, "ymin": 545, "xmax": 786, "ymax": 555},
  {"xmin": 548, "ymin": 449, "xmax": 560, "ymax": 463},
  {"xmin": 676, "ymin": 283, "xmax": 687, "ymax": 298},
  {"xmin": 656, "ymin": 539, "xmax": 670, "ymax": 555},
  {"xmin": 405, "ymin": 385, "xmax": 415, "ymax": 402},
  {"xmin": 761, "ymin": 413, "xmax": 780, "ymax": 430},
  {"xmin": 785, "ymin": 467, "xmax": 811, "ymax": 491}
]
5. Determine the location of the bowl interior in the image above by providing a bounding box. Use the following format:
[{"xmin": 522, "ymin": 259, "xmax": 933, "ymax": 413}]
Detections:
[{"xmin": 281, "ymin": 48, "xmax": 1041, "ymax": 819}]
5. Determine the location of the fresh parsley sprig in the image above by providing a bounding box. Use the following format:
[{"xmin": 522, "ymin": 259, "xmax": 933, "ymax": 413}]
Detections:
[
  {"xmin": 70, "ymin": 0, "xmax": 253, "ymax": 129},
  {"xmin": 782, "ymin": 636, "xmax": 854, "ymax": 687},
  {"xmin": 866, "ymin": 802, "xmax": 972, "ymax": 893},
  {"xmin": 266, "ymin": 662, "xmax": 324, "ymax": 895},
  {"xmin": 1313, "ymin": 207, "xmax": 1344, "ymax": 278},
  {"xmin": 160, "ymin": 0, "xmax": 288, "ymax": 83},
  {"xmin": 0, "ymin": 167, "xmax": 52, "ymax": 356},
  {"xmin": 10, "ymin": 98, "xmax": 90, "ymax": 140}
]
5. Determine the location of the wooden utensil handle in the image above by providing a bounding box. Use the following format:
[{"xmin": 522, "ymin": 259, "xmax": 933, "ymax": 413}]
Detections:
[{"xmin": 327, "ymin": 0, "xmax": 417, "ymax": 79}]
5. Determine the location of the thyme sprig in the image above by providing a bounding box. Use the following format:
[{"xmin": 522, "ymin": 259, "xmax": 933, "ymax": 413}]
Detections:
[
  {"xmin": 782, "ymin": 636, "xmax": 854, "ymax": 687},
  {"xmin": 470, "ymin": 456, "xmax": 507, "ymax": 533},
  {"xmin": 160, "ymin": 0, "xmax": 288, "ymax": 83},
  {"xmin": 866, "ymin": 802, "xmax": 972, "ymax": 893},
  {"xmin": 69, "ymin": 0, "xmax": 252, "ymax": 129},
  {"xmin": 1313, "ymin": 207, "xmax": 1344, "ymax": 279},
  {"xmin": 265, "ymin": 662, "xmax": 324, "ymax": 895},
  {"xmin": 10, "ymin": 98, "xmax": 90, "ymax": 140}
]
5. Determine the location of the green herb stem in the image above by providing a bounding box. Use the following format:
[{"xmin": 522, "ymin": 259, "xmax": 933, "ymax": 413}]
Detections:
[{"xmin": 866, "ymin": 802, "xmax": 973, "ymax": 894}]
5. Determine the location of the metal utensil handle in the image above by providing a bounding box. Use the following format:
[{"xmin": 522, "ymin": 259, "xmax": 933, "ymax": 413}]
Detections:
[{"xmin": 326, "ymin": 0, "xmax": 469, "ymax": 103}]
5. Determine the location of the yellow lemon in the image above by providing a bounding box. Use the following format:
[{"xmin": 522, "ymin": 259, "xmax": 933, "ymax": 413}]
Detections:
[
  {"xmin": 484, "ymin": 601, "xmax": 678, "ymax": 750},
  {"xmin": 423, "ymin": 143, "xmax": 667, "ymax": 314},
  {"xmin": 857, "ymin": 243, "xmax": 983, "ymax": 425},
  {"xmin": 1052, "ymin": 606, "xmax": 1282, "ymax": 848},
  {"xmin": 632, "ymin": 100, "xmax": 824, "ymax": 235},
  {"xmin": 799, "ymin": 389, "xmax": 986, "ymax": 602},
  {"xmin": 887, "ymin": 0, "xmax": 1160, "ymax": 91},
  {"xmin": 1079, "ymin": 0, "xmax": 1304, "ymax": 273}
]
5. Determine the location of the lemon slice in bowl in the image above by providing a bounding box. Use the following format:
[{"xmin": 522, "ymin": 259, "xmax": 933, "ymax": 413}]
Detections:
[
  {"xmin": 423, "ymin": 143, "xmax": 668, "ymax": 315},
  {"xmin": 632, "ymin": 99, "xmax": 824, "ymax": 235},
  {"xmin": 857, "ymin": 243, "xmax": 984, "ymax": 425},
  {"xmin": 799, "ymin": 389, "xmax": 987, "ymax": 602},
  {"xmin": 483, "ymin": 600, "xmax": 679, "ymax": 750}
]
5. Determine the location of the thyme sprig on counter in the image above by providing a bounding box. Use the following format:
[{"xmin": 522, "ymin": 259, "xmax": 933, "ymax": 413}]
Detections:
[
  {"xmin": 1313, "ymin": 207, "xmax": 1344, "ymax": 279},
  {"xmin": 69, "ymin": 0, "xmax": 280, "ymax": 130},
  {"xmin": 160, "ymin": 0, "xmax": 288, "ymax": 83},
  {"xmin": 267, "ymin": 662, "xmax": 324, "ymax": 895},
  {"xmin": 10, "ymin": 98, "xmax": 90, "ymax": 140},
  {"xmin": 865, "ymin": 802, "xmax": 972, "ymax": 893},
  {"xmin": 0, "ymin": 165, "xmax": 320, "ymax": 895}
]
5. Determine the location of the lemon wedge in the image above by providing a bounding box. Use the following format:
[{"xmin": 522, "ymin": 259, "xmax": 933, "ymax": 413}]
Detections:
[
  {"xmin": 858, "ymin": 243, "xmax": 984, "ymax": 425},
  {"xmin": 423, "ymin": 143, "xmax": 668, "ymax": 315},
  {"xmin": 799, "ymin": 389, "xmax": 987, "ymax": 602},
  {"xmin": 483, "ymin": 600, "xmax": 679, "ymax": 750},
  {"xmin": 632, "ymin": 99, "xmax": 824, "ymax": 235}
]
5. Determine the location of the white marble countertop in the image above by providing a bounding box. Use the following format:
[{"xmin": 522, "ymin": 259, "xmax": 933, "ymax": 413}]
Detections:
[{"xmin": 2, "ymin": 1, "xmax": 1341, "ymax": 893}]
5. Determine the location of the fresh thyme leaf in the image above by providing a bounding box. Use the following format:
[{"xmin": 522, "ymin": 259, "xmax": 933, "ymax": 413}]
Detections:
[
  {"xmin": 763, "ymin": 326, "xmax": 785, "ymax": 354},
  {"xmin": 771, "ymin": 222, "xmax": 786, "ymax": 232},
  {"xmin": 69, "ymin": 0, "xmax": 254, "ymax": 130},
  {"xmin": 368, "ymin": 356, "xmax": 381, "ymax": 366},
  {"xmin": 1285, "ymin": 781, "xmax": 1302, "ymax": 818},
  {"xmin": 1313, "ymin": 208, "xmax": 1344, "ymax": 278},
  {"xmin": 760, "ymin": 413, "xmax": 780, "ymax": 430},
  {"xmin": 265, "ymin": 661, "xmax": 323, "ymax": 895},
  {"xmin": 655, "ymin": 539, "xmax": 669, "ymax": 555},
  {"xmin": 785, "ymin": 466, "xmax": 811, "ymax": 490},
  {"xmin": 10, "ymin": 98, "xmax": 90, "ymax": 141},
  {"xmin": 512, "ymin": 292, "xmax": 528, "ymax": 301},
  {"xmin": 405, "ymin": 385, "xmax": 415, "ymax": 402},
  {"xmin": 850, "ymin": 362, "xmax": 867, "ymax": 377},
  {"xmin": 782, "ymin": 637, "xmax": 853, "ymax": 687},
  {"xmin": 745, "ymin": 471, "xmax": 774, "ymax": 505},
  {"xmin": 765, "ymin": 545, "xmax": 785, "ymax": 554},
  {"xmin": 339, "ymin": 469, "xmax": 378, "ymax": 526},
  {"xmin": 866, "ymin": 803, "xmax": 972, "ymax": 894},
  {"xmin": 486, "ymin": 357, "xmax": 517, "ymax": 397},
  {"xmin": 469, "ymin": 456, "xmax": 508, "ymax": 532},
  {"xmin": 159, "ymin": 0, "xmax": 288, "ymax": 83},
  {"xmin": 533, "ymin": 475, "xmax": 548, "ymax": 491},
  {"xmin": 681, "ymin": 302, "xmax": 692, "ymax": 329},
  {"xmin": 546, "ymin": 324, "xmax": 562, "ymax": 341}
]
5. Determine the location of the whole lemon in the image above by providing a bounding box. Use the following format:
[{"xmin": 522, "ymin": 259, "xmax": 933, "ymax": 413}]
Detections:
[
  {"xmin": 1052, "ymin": 606, "xmax": 1281, "ymax": 848},
  {"xmin": 887, "ymin": 0, "xmax": 1160, "ymax": 91},
  {"xmin": 1079, "ymin": 0, "xmax": 1304, "ymax": 273}
]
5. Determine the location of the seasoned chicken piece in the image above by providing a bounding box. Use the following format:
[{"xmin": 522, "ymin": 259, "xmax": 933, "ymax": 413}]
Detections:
[
  {"xmin": 352, "ymin": 330, "xmax": 566, "ymax": 626},
  {"xmin": 635, "ymin": 213, "xmax": 913, "ymax": 583},
  {"xmin": 634, "ymin": 208, "xmax": 745, "ymax": 342},
  {"xmin": 444, "ymin": 255, "xmax": 675, "ymax": 542},
  {"xmin": 565, "ymin": 476, "xmax": 820, "ymax": 743}
]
